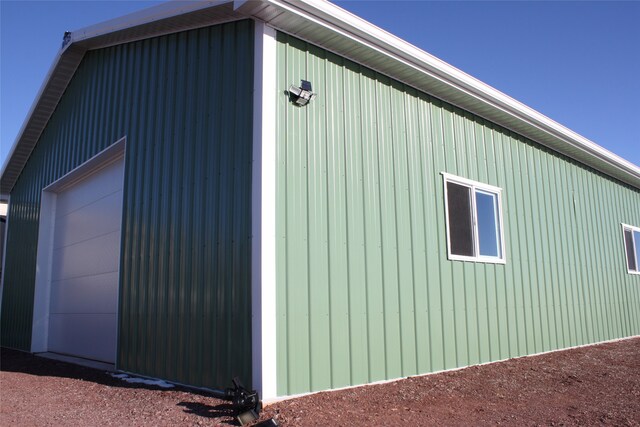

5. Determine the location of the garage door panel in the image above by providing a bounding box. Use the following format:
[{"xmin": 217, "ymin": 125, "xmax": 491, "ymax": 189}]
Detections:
[
  {"xmin": 51, "ymin": 230, "xmax": 121, "ymax": 281},
  {"xmin": 55, "ymin": 160, "xmax": 124, "ymax": 218},
  {"xmin": 48, "ymin": 155, "xmax": 123, "ymax": 365},
  {"xmin": 48, "ymin": 313, "xmax": 117, "ymax": 363},
  {"xmin": 54, "ymin": 190, "xmax": 123, "ymax": 249},
  {"xmin": 50, "ymin": 272, "xmax": 119, "ymax": 315}
]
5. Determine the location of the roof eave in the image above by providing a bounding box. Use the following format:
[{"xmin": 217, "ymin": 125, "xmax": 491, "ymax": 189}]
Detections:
[
  {"xmin": 245, "ymin": 0, "xmax": 640, "ymax": 188},
  {"xmin": 2, "ymin": 0, "xmax": 639, "ymax": 194},
  {"xmin": 0, "ymin": 0, "xmax": 239, "ymax": 194},
  {"xmin": 0, "ymin": 42, "xmax": 86, "ymax": 194}
]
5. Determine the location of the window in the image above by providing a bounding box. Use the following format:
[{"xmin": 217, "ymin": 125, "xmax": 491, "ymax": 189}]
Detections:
[
  {"xmin": 443, "ymin": 173, "xmax": 505, "ymax": 263},
  {"xmin": 622, "ymin": 223, "xmax": 640, "ymax": 275}
]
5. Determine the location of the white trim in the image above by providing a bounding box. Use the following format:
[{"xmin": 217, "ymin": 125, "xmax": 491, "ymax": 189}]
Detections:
[
  {"xmin": 3, "ymin": 0, "xmax": 640, "ymax": 194},
  {"xmin": 621, "ymin": 223, "xmax": 640, "ymax": 276},
  {"xmin": 0, "ymin": 195, "xmax": 10, "ymax": 313},
  {"xmin": 621, "ymin": 223, "xmax": 640, "ymax": 232},
  {"xmin": 250, "ymin": 19, "xmax": 264, "ymax": 397},
  {"xmin": 441, "ymin": 172, "xmax": 503, "ymax": 194},
  {"xmin": 263, "ymin": 0, "xmax": 639, "ymax": 184},
  {"xmin": 0, "ymin": 51, "xmax": 68, "ymax": 186},
  {"xmin": 43, "ymin": 137, "xmax": 126, "ymax": 192},
  {"xmin": 442, "ymin": 172, "xmax": 506, "ymax": 265},
  {"xmin": 251, "ymin": 21, "xmax": 278, "ymax": 400},
  {"xmin": 31, "ymin": 138, "xmax": 126, "ymax": 354},
  {"xmin": 30, "ymin": 190, "xmax": 57, "ymax": 353},
  {"xmin": 263, "ymin": 334, "xmax": 640, "ymax": 404},
  {"xmin": 70, "ymin": 0, "xmax": 234, "ymax": 45}
]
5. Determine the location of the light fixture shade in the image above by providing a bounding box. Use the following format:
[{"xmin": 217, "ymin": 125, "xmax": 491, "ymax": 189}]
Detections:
[
  {"xmin": 289, "ymin": 85, "xmax": 301, "ymax": 97},
  {"xmin": 288, "ymin": 80, "xmax": 316, "ymax": 106},
  {"xmin": 301, "ymin": 80, "xmax": 312, "ymax": 91}
]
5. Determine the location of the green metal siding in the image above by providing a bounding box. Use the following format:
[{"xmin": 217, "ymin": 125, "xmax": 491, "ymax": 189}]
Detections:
[
  {"xmin": 0, "ymin": 20, "xmax": 254, "ymax": 390},
  {"xmin": 275, "ymin": 32, "xmax": 640, "ymax": 396},
  {"xmin": 1, "ymin": 191, "xmax": 39, "ymax": 350}
]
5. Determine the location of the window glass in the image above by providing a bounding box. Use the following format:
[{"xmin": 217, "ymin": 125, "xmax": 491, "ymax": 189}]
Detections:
[
  {"xmin": 634, "ymin": 230, "xmax": 640, "ymax": 271},
  {"xmin": 624, "ymin": 229, "xmax": 637, "ymax": 271},
  {"xmin": 443, "ymin": 173, "xmax": 504, "ymax": 263},
  {"xmin": 447, "ymin": 182, "xmax": 474, "ymax": 257},
  {"xmin": 476, "ymin": 190, "xmax": 501, "ymax": 258}
]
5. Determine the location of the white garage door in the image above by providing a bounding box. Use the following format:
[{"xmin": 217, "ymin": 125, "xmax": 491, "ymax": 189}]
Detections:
[{"xmin": 47, "ymin": 158, "xmax": 124, "ymax": 363}]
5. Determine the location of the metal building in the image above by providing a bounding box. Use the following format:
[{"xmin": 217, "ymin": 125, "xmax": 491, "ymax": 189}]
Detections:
[{"xmin": 1, "ymin": 0, "xmax": 639, "ymax": 400}]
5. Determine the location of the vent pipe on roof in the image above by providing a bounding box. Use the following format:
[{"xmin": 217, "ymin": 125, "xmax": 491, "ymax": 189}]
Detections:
[{"xmin": 62, "ymin": 31, "xmax": 71, "ymax": 49}]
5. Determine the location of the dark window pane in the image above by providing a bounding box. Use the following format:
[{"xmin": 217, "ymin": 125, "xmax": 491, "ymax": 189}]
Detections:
[
  {"xmin": 624, "ymin": 229, "xmax": 637, "ymax": 271},
  {"xmin": 634, "ymin": 231, "xmax": 640, "ymax": 272},
  {"xmin": 476, "ymin": 191, "xmax": 500, "ymax": 257},
  {"xmin": 447, "ymin": 182, "xmax": 474, "ymax": 256}
]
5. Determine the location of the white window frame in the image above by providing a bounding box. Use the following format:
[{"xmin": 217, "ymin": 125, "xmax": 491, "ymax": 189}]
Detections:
[
  {"xmin": 621, "ymin": 223, "xmax": 640, "ymax": 275},
  {"xmin": 442, "ymin": 172, "xmax": 506, "ymax": 264}
]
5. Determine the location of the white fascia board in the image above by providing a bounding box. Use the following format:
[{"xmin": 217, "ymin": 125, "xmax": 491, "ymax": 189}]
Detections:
[
  {"xmin": 3, "ymin": 0, "xmax": 639, "ymax": 193},
  {"xmin": 0, "ymin": 46, "xmax": 70, "ymax": 185},
  {"xmin": 1, "ymin": 1, "xmax": 237, "ymax": 193},
  {"xmin": 265, "ymin": 0, "xmax": 640, "ymax": 182},
  {"xmin": 69, "ymin": 0, "xmax": 232, "ymax": 44}
]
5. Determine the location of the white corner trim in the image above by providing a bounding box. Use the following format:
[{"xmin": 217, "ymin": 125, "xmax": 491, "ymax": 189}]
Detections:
[
  {"xmin": 251, "ymin": 20, "xmax": 278, "ymax": 400},
  {"xmin": 0, "ymin": 195, "xmax": 10, "ymax": 316}
]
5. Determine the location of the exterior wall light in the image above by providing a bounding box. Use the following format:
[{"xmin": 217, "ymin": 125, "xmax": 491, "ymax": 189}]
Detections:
[{"xmin": 288, "ymin": 80, "xmax": 316, "ymax": 106}]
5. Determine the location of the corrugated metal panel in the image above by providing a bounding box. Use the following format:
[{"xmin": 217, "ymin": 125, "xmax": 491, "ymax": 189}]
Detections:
[
  {"xmin": 6, "ymin": 2, "xmax": 640, "ymax": 199},
  {"xmin": 1, "ymin": 45, "xmax": 86, "ymax": 195},
  {"xmin": 275, "ymin": 32, "xmax": 640, "ymax": 396},
  {"xmin": 0, "ymin": 20, "xmax": 254, "ymax": 390}
]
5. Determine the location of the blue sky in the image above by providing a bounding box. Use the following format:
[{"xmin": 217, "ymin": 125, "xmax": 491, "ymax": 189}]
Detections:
[{"xmin": 2, "ymin": 1, "xmax": 639, "ymax": 171}]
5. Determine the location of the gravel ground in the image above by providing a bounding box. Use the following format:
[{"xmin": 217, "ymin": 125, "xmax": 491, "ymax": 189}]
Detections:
[{"xmin": 2, "ymin": 337, "xmax": 639, "ymax": 426}]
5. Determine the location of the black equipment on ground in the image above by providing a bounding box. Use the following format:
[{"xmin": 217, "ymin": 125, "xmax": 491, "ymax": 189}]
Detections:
[{"xmin": 224, "ymin": 377, "xmax": 261, "ymax": 425}]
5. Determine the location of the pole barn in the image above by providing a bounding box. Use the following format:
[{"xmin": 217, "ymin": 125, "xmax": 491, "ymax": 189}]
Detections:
[{"xmin": 1, "ymin": 0, "xmax": 639, "ymax": 401}]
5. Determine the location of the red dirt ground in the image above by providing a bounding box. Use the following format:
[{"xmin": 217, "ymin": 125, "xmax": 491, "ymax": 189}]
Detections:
[{"xmin": 2, "ymin": 338, "xmax": 639, "ymax": 426}]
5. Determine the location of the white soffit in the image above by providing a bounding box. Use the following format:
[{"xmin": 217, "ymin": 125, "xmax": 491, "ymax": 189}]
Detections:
[
  {"xmin": 241, "ymin": 0, "xmax": 640, "ymax": 189},
  {"xmin": 2, "ymin": 0, "xmax": 639, "ymax": 194}
]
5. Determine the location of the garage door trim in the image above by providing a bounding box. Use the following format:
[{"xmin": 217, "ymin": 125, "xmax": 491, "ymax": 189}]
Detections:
[{"xmin": 31, "ymin": 137, "xmax": 126, "ymax": 362}]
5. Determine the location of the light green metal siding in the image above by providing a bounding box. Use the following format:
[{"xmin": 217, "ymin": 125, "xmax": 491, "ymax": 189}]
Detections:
[
  {"xmin": 0, "ymin": 20, "xmax": 254, "ymax": 390},
  {"xmin": 275, "ymin": 32, "xmax": 640, "ymax": 396}
]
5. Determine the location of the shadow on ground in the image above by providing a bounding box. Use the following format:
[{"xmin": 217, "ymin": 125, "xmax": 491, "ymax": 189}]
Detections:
[
  {"xmin": 2, "ymin": 347, "xmax": 244, "ymax": 425},
  {"xmin": 178, "ymin": 401, "xmax": 238, "ymax": 423},
  {"xmin": 0, "ymin": 347, "xmax": 215, "ymax": 396}
]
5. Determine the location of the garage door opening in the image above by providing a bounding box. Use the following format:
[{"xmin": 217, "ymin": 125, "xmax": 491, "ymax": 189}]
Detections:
[{"xmin": 31, "ymin": 139, "xmax": 125, "ymax": 365}]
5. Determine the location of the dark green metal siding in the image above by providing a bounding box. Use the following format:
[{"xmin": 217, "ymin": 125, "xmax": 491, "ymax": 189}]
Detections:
[
  {"xmin": 1, "ymin": 20, "xmax": 254, "ymax": 389},
  {"xmin": 1, "ymin": 190, "xmax": 39, "ymax": 350},
  {"xmin": 275, "ymin": 32, "xmax": 640, "ymax": 396}
]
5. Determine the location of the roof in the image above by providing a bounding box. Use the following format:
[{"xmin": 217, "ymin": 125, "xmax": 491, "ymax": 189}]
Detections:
[{"xmin": 2, "ymin": 0, "xmax": 640, "ymax": 193}]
